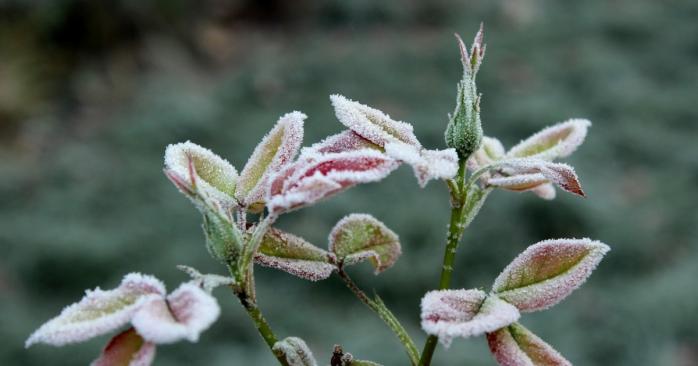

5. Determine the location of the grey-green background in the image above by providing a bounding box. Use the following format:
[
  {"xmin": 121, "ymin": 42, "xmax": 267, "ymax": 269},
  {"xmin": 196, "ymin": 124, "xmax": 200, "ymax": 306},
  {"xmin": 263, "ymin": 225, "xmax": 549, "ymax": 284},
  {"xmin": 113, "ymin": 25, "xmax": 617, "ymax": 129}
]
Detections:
[{"xmin": 2, "ymin": 1, "xmax": 697, "ymax": 365}]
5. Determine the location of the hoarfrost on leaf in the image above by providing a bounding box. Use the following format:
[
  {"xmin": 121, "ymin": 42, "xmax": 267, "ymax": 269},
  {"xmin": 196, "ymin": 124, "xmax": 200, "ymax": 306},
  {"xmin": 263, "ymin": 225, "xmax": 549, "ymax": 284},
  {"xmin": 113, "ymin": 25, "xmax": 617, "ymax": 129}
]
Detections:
[
  {"xmin": 492, "ymin": 238, "xmax": 610, "ymax": 312},
  {"xmin": 420, "ymin": 289, "xmax": 520, "ymax": 347},
  {"xmin": 506, "ymin": 119, "xmax": 590, "ymax": 161},
  {"xmin": 384, "ymin": 142, "xmax": 458, "ymax": 187},
  {"xmin": 26, "ymin": 273, "xmax": 166, "ymax": 347},
  {"xmin": 497, "ymin": 159, "xmax": 585, "ymax": 197},
  {"xmin": 329, "ymin": 214, "xmax": 401, "ymax": 274},
  {"xmin": 91, "ymin": 327, "xmax": 156, "ymax": 366},
  {"xmin": 255, "ymin": 228, "xmax": 336, "ymax": 281},
  {"xmin": 487, "ymin": 323, "xmax": 571, "ymax": 366},
  {"xmin": 303, "ymin": 130, "xmax": 380, "ymax": 155},
  {"xmin": 272, "ymin": 337, "xmax": 318, "ymax": 366}
]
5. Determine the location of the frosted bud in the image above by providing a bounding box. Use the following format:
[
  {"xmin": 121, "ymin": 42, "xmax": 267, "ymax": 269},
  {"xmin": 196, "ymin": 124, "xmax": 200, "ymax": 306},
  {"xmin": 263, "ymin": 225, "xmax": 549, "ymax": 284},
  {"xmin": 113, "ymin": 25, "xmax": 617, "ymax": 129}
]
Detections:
[
  {"xmin": 420, "ymin": 289, "xmax": 520, "ymax": 347},
  {"xmin": 255, "ymin": 228, "xmax": 336, "ymax": 281},
  {"xmin": 272, "ymin": 337, "xmax": 318, "ymax": 366},
  {"xmin": 329, "ymin": 214, "xmax": 401, "ymax": 274},
  {"xmin": 201, "ymin": 207, "xmax": 242, "ymax": 263},
  {"xmin": 492, "ymin": 238, "xmax": 610, "ymax": 312},
  {"xmin": 487, "ymin": 323, "xmax": 571, "ymax": 366},
  {"xmin": 91, "ymin": 327, "xmax": 156, "ymax": 366},
  {"xmin": 384, "ymin": 142, "xmax": 458, "ymax": 187},
  {"xmin": 236, "ymin": 112, "xmax": 305, "ymax": 212},
  {"xmin": 506, "ymin": 119, "xmax": 590, "ymax": 161},
  {"xmin": 455, "ymin": 23, "xmax": 486, "ymax": 77}
]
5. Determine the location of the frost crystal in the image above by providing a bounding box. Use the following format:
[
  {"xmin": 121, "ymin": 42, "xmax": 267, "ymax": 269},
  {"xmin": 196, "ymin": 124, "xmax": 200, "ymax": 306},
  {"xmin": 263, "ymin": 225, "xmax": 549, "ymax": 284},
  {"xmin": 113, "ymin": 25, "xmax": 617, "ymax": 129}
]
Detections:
[
  {"xmin": 26, "ymin": 273, "xmax": 166, "ymax": 347},
  {"xmin": 384, "ymin": 142, "xmax": 458, "ymax": 187},
  {"xmin": 91, "ymin": 327, "xmax": 156, "ymax": 366},
  {"xmin": 330, "ymin": 94, "xmax": 421, "ymax": 148},
  {"xmin": 236, "ymin": 111, "xmax": 305, "ymax": 210},
  {"xmin": 255, "ymin": 228, "xmax": 336, "ymax": 281},
  {"xmin": 329, "ymin": 214, "xmax": 401, "ymax": 274},
  {"xmin": 267, "ymin": 149, "xmax": 399, "ymax": 213},
  {"xmin": 272, "ymin": 337, "xmax": 318, "ymax": 366},
  {"xmin": 507, "ymin": 119, "xmax": 590, "ymax": 161},
  {"xmin": 420, "ymin": 289, "xmax": 520, "ymax": 347},
  {"xmin": 492, "ymin": 238, "xmax": 610, "ymax": 312},
  {"xmin": 164, "ymin": 141, "xmax": 238, "ymax": 206},
  {"xmin": 303, "ymin": 130, "xmax": 380, "ymax": 155},
  {"xmin": 131, "ymin": 283, "xmax": 220, "ymax": 344},
  {"xmin": 487, "ymin": 323, "xmax": 571, "ymax": 366}
]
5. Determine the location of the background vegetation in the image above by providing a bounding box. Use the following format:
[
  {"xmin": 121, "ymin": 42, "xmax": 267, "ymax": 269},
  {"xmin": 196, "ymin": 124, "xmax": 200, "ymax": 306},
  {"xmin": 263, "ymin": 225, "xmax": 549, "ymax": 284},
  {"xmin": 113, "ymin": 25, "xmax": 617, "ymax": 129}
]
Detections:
[{"xmin": 2, "ymin": 1, "xmax": 697, "ymax": 365}]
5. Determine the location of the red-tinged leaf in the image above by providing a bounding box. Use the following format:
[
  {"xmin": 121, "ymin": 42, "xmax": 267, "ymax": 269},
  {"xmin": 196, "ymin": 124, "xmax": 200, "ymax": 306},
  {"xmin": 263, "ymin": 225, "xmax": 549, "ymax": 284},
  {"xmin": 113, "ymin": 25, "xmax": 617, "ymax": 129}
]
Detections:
[
  {"xmin": 487, "ymin": 323, "xmax": 571, "ymax": 366},
  {"xmin": 499, "ymin": 159, "xmax": 585, "ymax": 197},
  {"xmin": 255, "ymin": 228, "xmax": 336, "ymax": 281},
  {"xmin": 330, "ymin": 94, "xmax": 421, "ymax": 148},
  {"xmin": 420, "ymin": 289, "xmax": 520, "ymax": 347},
  {"xmin": 304, "ymin": 130, "xmax": 380, "ymax": 154},
  {"xmin": 487, "ymin": 173, "xmax": 549, "ymax": 192},
  {"xmin": 132, "ymin": 283, "xmax": 220, "ymax": 344},
  {"xmin": 507, "ymin": 119, "xmax": 590, "ymax": 161},
  {"xmin": 26, "ymin": 274, "xmax": 166, "ymax": 347},
  {"xmin": 267, "ymin": 149, "xmax": 399, "ymax": 213},
  {"xmin": 384, "ymin": 142, "xmax": 458, "ymax": 187},
  {"xmin": 329, "ymin": 214, "xmax": 401, "ymax": 274},
  {"xmin": 492, "ymin": 238, "xmax": 610, "ymax": 312},
  {"xmin": 91, "ymin": 328, "xmax": 156, "ymax": 366}
]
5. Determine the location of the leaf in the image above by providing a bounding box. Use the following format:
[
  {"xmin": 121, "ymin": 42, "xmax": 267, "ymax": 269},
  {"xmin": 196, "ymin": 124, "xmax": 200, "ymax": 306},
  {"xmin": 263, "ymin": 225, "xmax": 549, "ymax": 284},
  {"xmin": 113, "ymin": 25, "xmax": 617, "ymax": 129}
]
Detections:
[
  {"xmin": 255, "ymin": 228, "xmax": 336, "ymax": 281},
  {"xmin": 492, "ymin": 238, "xmax": 610, "ymax": 312},
  {"xmin": 487, "ymin": 323, "xmax": 571, "ymax": 366},
  {"xmin": 272, "ymin": 337, "xmax": 318, "ymax": 366},
  {"xmin": 384, "ymin": 142, "xmax": 458, "ymax": 187},
  {"xmin": 236, "ymin": 111, "xmax": 305, "ymax": 210},
  {"xmin": 304, "ymin": 130, "xmax": 380, "ymax": 154},
  {"xmin": 530, "ymin": 183, "xmax": 556, "ymax": 200},
  {"xmin": 329, "ymin": 214, "xmax": 401, "ymax": 274},
  {"xmin": 26, "ymin": 273, "xmax": 166, "ymax": 347},
  {"xmin": 487, "ymin": 174, "xmax": 549, "ymax": 192},
  {"xmin": 131, "ymin": 283, "xmax": 220, "ymax": 344},
  {"xmin": 91, "ymin": 328, "xmax": 156, "ymax": 366},
  {"xmin": 467, "ymin": 136, "xmax": 505, "ymax": 170},
  {"xmin": 506, "ymin": 119, "xmax": 590, "ymax": 161},
  {"xmin": 267, "ymin": 149, "xmax": 399, "ymax": 213},
  {"xmin": 330, "ymin": 94, "xmax": 421, "ymax": 148},
  {"xmin": 498, "ymin": 159, "xmax": 585, "ymax": 197},
  {"xmin": 176, "ymin": 265, "xmax": 236, "ymax": 293},
  {"xmin": 164, "ymin": 141, "xmax": 238, "ymax": 205},
  {"xmin": 420, "ymin": 289, "xmax": 520, "ymax": 347}
]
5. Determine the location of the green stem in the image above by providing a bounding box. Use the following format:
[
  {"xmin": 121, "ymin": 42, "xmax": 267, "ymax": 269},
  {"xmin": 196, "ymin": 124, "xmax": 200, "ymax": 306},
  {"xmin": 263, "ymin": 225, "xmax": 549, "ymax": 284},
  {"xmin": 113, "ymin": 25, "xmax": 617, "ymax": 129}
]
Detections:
[
  {"xmin": 337, "ymin": 269, "xmax": 420, "ymax": 366},
  {"xmin": 233, "ymin": 286, "xmax": 289, "ymax": 366}
]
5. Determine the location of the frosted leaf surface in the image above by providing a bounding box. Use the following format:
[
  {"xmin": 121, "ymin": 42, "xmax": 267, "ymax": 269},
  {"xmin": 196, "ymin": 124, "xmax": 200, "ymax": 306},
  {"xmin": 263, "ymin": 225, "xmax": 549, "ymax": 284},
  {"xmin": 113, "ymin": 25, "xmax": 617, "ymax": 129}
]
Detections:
[
  {"xmin": 255, "ymin": 228, "xmax": 336, "ymax": 281},
  {"xmin": 487, "ymin": 173, "xmax": 549, "ymax": 192},
  {"xmin": 26, "ymin": 273, "xmax": 166, "ymax": 347},
  {"xmin": 176, "ymin": 265, "xmax": 235, "ymax": 293},
  {"xmin": 385, "ymin": 142, "xmax": 458, "ymax": 187},
  {"xmin": 420, "ymin": 289, "xmax": 520, "ymax": 347},
  {"xmin": 91, "ymin": 327, "xmax": 156, "ymax": 366},
  {"xmin": 330, "ymin": 94, "xmax": 420, "ymax": 148},
  {"xmin": 507, "ymin": 119, "xmax": 590, "ymax": 161},
  {"xmin": 132, "ymin": 283, "xmax": 220, "ymax": 344},
  {"xmin": 329, "ymin": 214, "xmax": 401, "ymax": 274},
  {"xmin": 164, "ymin": 141, "xmax": 238, "ymax": 205},
  {"xmin": 267, "ymin": 149, "xmax": 399, "ymax": 213},
  {"xmin": 303, "ymin": 130, "xmax": 380, "ymax": 155},
  {"xmin": 498, "ymin": 159, "xmax": 585, "ymax": 197},
  {"xmin": 236, "ymin": 111, "xmax": 305, "ymax": 209},
  {"xmin": 531, "ymin": 183, "xmax": 556, "ymax": 200},
  {"xmin": 492, "ymin": 238, "xmax": 610, "ymax": 312},
  {"xmin": 272, "ymin": 337, "xmax": 318, "ymax": 366},
  {"xmin": 487, "ymin": 323, "xmax": 571, "ymax": 366}
]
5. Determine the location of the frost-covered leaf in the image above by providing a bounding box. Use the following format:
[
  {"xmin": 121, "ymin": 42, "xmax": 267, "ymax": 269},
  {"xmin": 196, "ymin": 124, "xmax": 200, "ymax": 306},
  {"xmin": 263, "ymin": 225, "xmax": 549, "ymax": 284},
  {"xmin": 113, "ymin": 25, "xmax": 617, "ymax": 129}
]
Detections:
[
  {"xmin": 420, "ymin": 289, "xmax": 520, "ymax": 347},
  {"xmin": 492, "ymin": 238, "xmax": 610, "ymax": 312},
  {"xmin": 304, "ymin": 130, "xmax": 380, "ymax": 155},
  {"xmin": 329, "ymin": 214, "xmax": 401, "ymax": 274},
  {"xmin": 131, "ymin": 283, "xmax": 220, "ymax": 344},
  {"xmin": 487, "ymin": 323, "xmax": 571, "ymax": 366},
  {"xmin": 91, "ymin": 328, "xmax": 156, "ymax": 366},
  {"xmin": 236, "ymin": 112, "xmax": 305, "ymax": 210},
  {"xmin": 272, "ymin": 337, "xmax": 318, "ymax": 366},
  {"xmin": 384, "ymin": 142, "xmax": 458, "ymax": 187},
  {"xmin": 255, "ymin": 228, "xmax": 336, "ymax": 281},
  {"xmin": 26, "ymin": 274, "xmax": 166, "ymax": 347},
  {"xmin": 176, "ymin": 265, "xmax": 235, "ymax": 293},
  {"xmin": 330, "ymin": 94, "xmax": 420, "ymax": 148},
  {"xmin": 164, "ymin": 141, "xmax": 238, "ymax": 205},
  {"xmin": 498, "ymin": 159, "xmax": 585, "ymax": 197},
  {"xmin": 531, "ymin": 183, "xmax": 556, "ymax": 200},
  {"xmin": 267, "ymin": 149, "xmax": 399, "ymax": 213},
  {"xmin": 487, "ymin": 173, "xmax": 549, "ymax": 192},
  {"xmin": 507, "ymin": 119, "xmax": 590, "ymax": 161},
  {"xmin": 467, "ymin": 136, "xmax": 505, "ymax": 172}
]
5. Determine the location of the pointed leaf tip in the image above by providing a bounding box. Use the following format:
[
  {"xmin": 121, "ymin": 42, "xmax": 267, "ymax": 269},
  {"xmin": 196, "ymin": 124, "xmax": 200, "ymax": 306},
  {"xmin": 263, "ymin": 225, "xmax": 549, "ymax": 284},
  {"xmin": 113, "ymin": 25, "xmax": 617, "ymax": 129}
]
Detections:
[
  {"xmin": 487, "ymin": 323, "xmax": 571, "ymax": 366},
  {"xmin": 255, "ymin": 228, "xmax": 335, "ymax": 281},
  {"xmin": 492, "ymin": 238, "xmax": 610, "ymax": 312},
  {"xmin": 329, "ymin": 214, "xmax": 401, "ymax": 274}
]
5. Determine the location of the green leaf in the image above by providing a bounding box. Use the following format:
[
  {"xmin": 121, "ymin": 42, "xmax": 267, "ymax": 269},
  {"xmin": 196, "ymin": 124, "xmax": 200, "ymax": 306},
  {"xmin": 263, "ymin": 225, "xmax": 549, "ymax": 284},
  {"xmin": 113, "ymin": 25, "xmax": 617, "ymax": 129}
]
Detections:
[
  {"xmin": 255, "ymin": 228, "xmax": 336, "ymax": 281},
  {"xmin": 329, "ymin": 214, "xmax": 401, "ymax": 274}
]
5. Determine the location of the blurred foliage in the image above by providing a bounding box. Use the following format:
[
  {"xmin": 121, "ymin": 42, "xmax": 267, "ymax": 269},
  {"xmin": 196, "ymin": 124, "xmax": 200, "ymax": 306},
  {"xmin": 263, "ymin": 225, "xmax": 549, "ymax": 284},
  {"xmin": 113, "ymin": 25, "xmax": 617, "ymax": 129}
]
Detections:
[{"xmin": 2, "ymin": 0, "xmax": 697, "ymax": 365}]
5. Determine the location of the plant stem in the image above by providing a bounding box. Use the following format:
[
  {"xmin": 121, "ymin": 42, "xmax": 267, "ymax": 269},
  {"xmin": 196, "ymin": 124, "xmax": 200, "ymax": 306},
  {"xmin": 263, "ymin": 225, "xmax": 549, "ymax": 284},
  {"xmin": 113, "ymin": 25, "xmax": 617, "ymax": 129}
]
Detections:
[{"xmin": 337, "ymin": 268, "xmax": 420, "ymax": 366}]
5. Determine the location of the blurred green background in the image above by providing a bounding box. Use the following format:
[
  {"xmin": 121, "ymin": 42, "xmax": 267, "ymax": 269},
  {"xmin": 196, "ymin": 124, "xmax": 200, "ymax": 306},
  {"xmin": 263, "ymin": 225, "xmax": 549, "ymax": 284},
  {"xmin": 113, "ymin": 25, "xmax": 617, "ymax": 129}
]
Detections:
[{"xmin": 2, "ymin": 0, "xmax": 697, "ymax": 365}]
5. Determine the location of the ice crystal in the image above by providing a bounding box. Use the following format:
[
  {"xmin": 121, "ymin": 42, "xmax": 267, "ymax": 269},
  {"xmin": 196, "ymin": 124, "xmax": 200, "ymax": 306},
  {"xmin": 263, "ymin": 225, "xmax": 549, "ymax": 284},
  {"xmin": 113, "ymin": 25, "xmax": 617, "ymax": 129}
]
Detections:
[
  {"xmin": 272, "ymin": 337, "xmax": 318, "ymax": 366},
  {"xmin": 384, "ymin": 142, "xmax": 458, "ymax": 187},
  {"xmin": 255, "ymin": 228, "xmax": 336, "ymax": 281},
  {"xmin": 420, "ymin": 289, "xmax": 520, "ymax": 347},
  {"xmin": 91, "ymin": 327, "xmax": 156, "ymax": 366},
  {"xmin": 492, "ymin": 238, "xmax": 610, "ymax": 312},
  {"xmin": 487, "ymin": 323, "xmax": 571, "ymax": 366},
  {"xmin": 329, "ymin": 214, "xmax": 401, "ymax": 274}
]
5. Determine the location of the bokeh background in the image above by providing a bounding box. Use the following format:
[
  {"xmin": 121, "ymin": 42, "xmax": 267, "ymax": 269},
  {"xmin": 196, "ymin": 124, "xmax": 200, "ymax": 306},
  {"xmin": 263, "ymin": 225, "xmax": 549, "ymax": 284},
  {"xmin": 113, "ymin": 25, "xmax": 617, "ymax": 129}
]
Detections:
[{"xmin": 2, "ymin": 1, "xmax": 697, "ymax": 365}]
